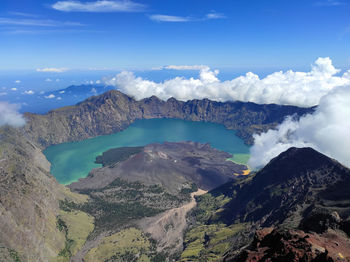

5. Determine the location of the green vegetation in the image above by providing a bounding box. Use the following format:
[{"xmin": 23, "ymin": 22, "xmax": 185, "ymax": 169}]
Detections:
[
  {"xmin": 180, "ymin": 178, "xmax": 252, "ymax": 261},
  {"xmin": 9, "ymin": 249, "xmax": 21, "ymax": 262},
  {"xmin": 0, "ymin": 247, "xmax": 21, "ymax": 262},
  {"xmin": 65, "ymin": 178, "xmax": 193, "ymax": 235},
  {"xmin": 56, "ymin": 208, "xmax": 94, "ymax": 260},
  {"xmin": 60, "ymin": 210, "xmax": 94, "ymax": 256},
  {"xmin": 193, "ymin": 192, "xmax": 231, "ymax": 224},
  {"xmin": 95, "ymin": 146, "xmax": 144, "ymax": 167},
  {"xmin": 180, "ymin": 223, "xmax": 246, "ymax": 261},
  {"xmin": 56, "ymin": 217, "xmax": 73, "ymax": 259},
  {"xmin": 84, "ymin": 228, "xmax": 153, "ymax": 262}
]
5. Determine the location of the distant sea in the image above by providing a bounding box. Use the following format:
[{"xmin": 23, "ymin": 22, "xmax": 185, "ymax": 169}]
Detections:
[{"xmin": 0, "ymin": 67, "xmax": 294, "ymax": 114}]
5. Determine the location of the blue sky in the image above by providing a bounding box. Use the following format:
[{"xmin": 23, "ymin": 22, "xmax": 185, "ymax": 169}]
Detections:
[{"xmin": 0, "ymin": 0, "xmax": 350, "ymax": 71}]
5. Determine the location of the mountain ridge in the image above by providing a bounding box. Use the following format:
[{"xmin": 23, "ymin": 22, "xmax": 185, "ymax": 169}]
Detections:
[
  {"xmin": 182, "ymin": 147, "xmax": 350, "ymax": 261},
  {"xmin": 23, "ymin": 90, "xmax": 313, "ymax": 149}
]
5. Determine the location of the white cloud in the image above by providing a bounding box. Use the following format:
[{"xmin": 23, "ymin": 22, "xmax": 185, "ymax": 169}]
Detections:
[
  {"xmin": 0, "ymin": 102, "xmax": 25, "ymax": 127},
  {"xmin": 24, "ymin": 90, "xmax": 34, "ymax": 95},
  {"xmin": 248, "ymin": 86, "xmax": 350, "ymax": 169},
  {"xmin": 36, "ymin": 67, "xmax": 68, "ymax": 73},
  {"xmin": 315, "ymin": 0, "xmax": 346, "ymax": 6},
  {"xmin": 0, "ymin": 92, "xmax": 7, "ymax": 96},
  {"xmin": 44, "ymin": 94, "xmax": 55, "ymax": 99},
  {"xmin": 0, "ymin": 17, "xmax": 83, "ymax": 27},
  {"xmin": 59, "ymin": 90, "xmax": 65, "ymax": 94},
  {"xmin": 57, "ymin": 97, "xmax": 62, "ymax": 100},
  {"xmin": 95, "ymin": 80, "xmax": 101, "ymax": 84},
  {"xmin": 52, "ymin": 0, "xmax": 146, "ymax": 12},
  {"xmin": 206, "ymin": 12, "xmax": 226, "ymax": 19},
  {"xmin": 45, "ymin": 78, "xmax": 53, "ymax": 82},
  {"xmin": 11, "ymin": 88, "xmax": 17, "ymax": 91},
  {"xmin": 105, "ymin": 57, "xmax": 350, "ymax": 107},
  {"xmin": 150, "ymin": 12, "xmax": 226, "ymax": 23},
  {"xmin": 163, "ymin": 65, "xmax": 209, "ymax": 70},
  {"xmin": 149, "ymin": 15, "xmax": 191, "ymax": 22},
  {"xmin": 14, "ymin": 80, "xmax": 21, "ymax": 84}
]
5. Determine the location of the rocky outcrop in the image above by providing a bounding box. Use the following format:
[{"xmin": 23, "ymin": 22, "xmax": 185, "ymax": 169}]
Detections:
[
  {"xmin": 225, "ymin": 227, "xmax": 350, "ymax": 261},
  {"xmin": 23, "ymin": 90, "xmax": 312, "ymax": 148},
  {"xmin": 188, "ymin": 147, "xmax": 350, "ymax": 260}
]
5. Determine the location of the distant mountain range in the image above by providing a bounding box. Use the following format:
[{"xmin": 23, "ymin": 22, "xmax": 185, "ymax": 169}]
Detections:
[{"xmin": 20, "ymin": 84, "xmax": 115, "ymax": 114}]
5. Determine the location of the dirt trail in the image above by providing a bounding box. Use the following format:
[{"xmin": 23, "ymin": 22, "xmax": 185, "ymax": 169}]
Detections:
[
  {"xmin": 72, "ymin": 189, "xmax": 207, "ymax": 261},
  {"xmin": 137, "ymin": 189, "xmax": 207, "ymax": 253},
  {"xmin": 71, "ymin": 232, "xmax": 108, "ymax": 262}
]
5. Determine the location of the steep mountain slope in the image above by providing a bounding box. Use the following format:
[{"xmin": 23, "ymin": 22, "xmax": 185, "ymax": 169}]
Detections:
[
  {"xmin": 182, "ymin": 147, "xmax": 350, "ymax": 261},
  {"xmin": 23, "ymin": 90, "xmax": 312, "ymax": 148},
  {"xmin": 215, "ymin": 147, "xmax": 350, "ymax": 228},
  {"xmin": 0, "ymin": 127, "xmax": 91, "ymax": 261}
]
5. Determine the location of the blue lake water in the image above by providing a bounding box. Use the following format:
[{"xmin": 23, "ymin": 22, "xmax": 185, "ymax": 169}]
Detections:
[{"xmin": 44, "ymin": 118, "xmax": 250, "ymax": 185}]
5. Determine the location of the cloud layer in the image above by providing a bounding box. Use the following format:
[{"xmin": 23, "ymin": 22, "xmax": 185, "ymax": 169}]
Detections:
[
  {"xmin": 0, "ymin": 17, "xmax": 83, "ymax": 27},
  {"xmin": 0, "ymin": 102, "xmax": 25, "ymax": 127},
  {"xmin": 248, "ymin": 86, "xmax": 350, "ymax": 169},
  {"xmin": 105, "ymin": 57, "xmax": 350, "ymax": 107},
  {"xmin": 52, "ymin": 0, "xmax": 146, "ymax": 12},
  {"xmin": 36, "ymin": 67, "xmax": 69, "ymax": 73},
  {"xmin": 149, "ymin": 12, "xmax": 226, "ymax": 23}
]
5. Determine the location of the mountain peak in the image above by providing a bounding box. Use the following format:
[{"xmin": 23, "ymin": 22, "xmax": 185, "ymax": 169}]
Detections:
[{"xmin": 255, "ymin": 147, "xmax": 340, "ymax": 185}]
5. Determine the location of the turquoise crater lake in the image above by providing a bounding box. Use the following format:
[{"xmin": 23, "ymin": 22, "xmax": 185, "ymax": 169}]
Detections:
[{"xmin": 44, "ymin": 118, "xmax": 250, "ymax": 185}]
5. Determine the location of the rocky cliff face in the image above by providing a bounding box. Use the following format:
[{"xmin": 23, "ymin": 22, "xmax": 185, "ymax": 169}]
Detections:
[
  {"xmin": 23, "ymin": 90, "xmax": 312, "ymax": 148},
  {"xmin": 0, "ymin": 127, "xmax": 87, "ymax": 261},
  {"xmin": 185, "ymin": 147, "xmax": 350, "ymax": 261},
  {"xmin": 225, "ymin": 227, "xmax": 350, "ymax": 262},
  {"xmin": 216, "ymin": 147, "xmax": 350, "ymax": 228}
]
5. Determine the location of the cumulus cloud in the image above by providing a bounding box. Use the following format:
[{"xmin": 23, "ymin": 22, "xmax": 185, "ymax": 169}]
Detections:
[
  {"xmin": 52, "ymin": 0, "xmax": 146, "ymax": 12},
  {"xmin": 24, "ymin": 90, "xmax": 34, "ymax": 95},
  {"xmin": 0, "ymin": 102, "xmax": 25, "ymax": 127},
  {"xmin": 45, "ymin": 78, "xmax": 53, "ymax": 82},
  {"xmin": 14, "ymin": 80, "xmax": 21, "ymax": 84},
  {"xmin": 105, "ymin": 57, "xmax": 350, "ymax": 107},
  {"xmin": 37, "ymin": 67, "xmax": 68, "ymax": 73},
  {"xmin": 11, "ymin": 88, "xmax": 17, "ymax": 91},
  {"xmin": 248, "ymin": 86, "xmax": 350, "ymax": 169},
  {"xmin": 44, "ymin": 94, "xmax": 55, "ymax": 99}
]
